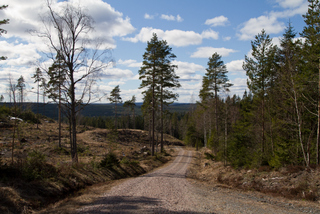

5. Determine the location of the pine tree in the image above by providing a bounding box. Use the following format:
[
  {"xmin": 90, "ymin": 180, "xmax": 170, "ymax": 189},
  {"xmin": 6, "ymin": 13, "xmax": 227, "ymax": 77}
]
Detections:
[
  {"xmin": 0, "ymin": 5, "xmax": 9, "ymax": 60},
  {"xmin": 16, "ymin": 76, "xmax": 25, "ymax": 107},
  {"xmin": 46, "ymin": 51, "xmax": 68, "ymax": 147},
  {"xmin": 157, "ymin": 40, "xmax": 180, "ymax": 152},
  {"xmin": 109, "ymin": 85, "xmax": 122, "ymax": 129},
  {"xmin": 243, "ymin": 29, "xmax": 278, "ymax": 160},
  {"xmin": 32, "ymin": 68, "xmax": 43, "ymax": 129},
  {"xmin": 200, "ymin": 52, "xmax": 232, "ymax": 133},
  {"xmin": 123, "ymin": 95, "xmax": 136, "ymax": 129},
  {"xmin": 139, "ymin": 33, "xmax": 179, "ymax": 155}
]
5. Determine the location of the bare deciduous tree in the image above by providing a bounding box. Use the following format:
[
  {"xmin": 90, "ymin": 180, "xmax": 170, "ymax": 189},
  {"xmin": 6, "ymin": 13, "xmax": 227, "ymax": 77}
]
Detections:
[{"xmin": 37, "ymin": 1, "xmax": 112, "ymax": 163}]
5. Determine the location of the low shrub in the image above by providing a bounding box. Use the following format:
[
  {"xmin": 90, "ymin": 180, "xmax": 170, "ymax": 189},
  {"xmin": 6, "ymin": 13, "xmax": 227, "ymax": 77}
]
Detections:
[
  {"xmin": 100, "ymin": 152, "xmax": 119, "ymax": 168},
  {"xmin": 120, "ymin": 157, "xmax": 130, "ymax": 165},
  {"xmin": 20, "ymin": 110, "xmax": 40, "ymax": 124},
  {"xmin": 204, "ymin": 152, "xmax": 215, "ymax": 160},
  {"xmin": 53, "ymin": 146, "xmax": 70, "ymax": 155},
  {"xmin": 22, "ymin": 150, "xmax": 57, "ymax": 181}
]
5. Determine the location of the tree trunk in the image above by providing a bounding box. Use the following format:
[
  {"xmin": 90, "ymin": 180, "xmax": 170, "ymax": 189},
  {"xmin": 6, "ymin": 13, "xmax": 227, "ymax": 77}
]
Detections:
[
  {"xmin": 160, "ymin": 86, "xmax": 164, "ymax": 152},
  {"xmin": 133, "ymin": 107, "xmax": 135, "ymax": 129},
  {"xmin": 70, "ymin": 77, "xmax": 78, "ymax": 163},
  {"xmin": 317, "ymin": 57, "xmax": 320, "ymax": 165},
  {"xmin": 203, "ymin": 112, "xmax": 207, "ymax": 148},
  {"xmin": 37, "ymin": 81, "xmax": 39, "ymax": 129},
  {"xmin": 291, "ymin": 74, "xmax": 308, "ymax": 167},
  {"xmin": 115, "ymin": 102, "xmax": 118, "ymax": 129},
  {"xmin": 215, "ymin": 89, "xmax": 218, "ymax": 133},
  {"xmin": 151, "ymin": 69, "xmax": 155, "ymax": 156},
  {"xmin": 58, "ymin": 84, "xmax": 61, "ymax": 148}
]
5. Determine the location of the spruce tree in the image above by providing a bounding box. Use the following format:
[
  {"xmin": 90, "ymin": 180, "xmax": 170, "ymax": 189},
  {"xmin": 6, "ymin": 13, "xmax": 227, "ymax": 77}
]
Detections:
[{"xmin": 301, "ymin": 0, "xmax": 320, "ymax": 165}]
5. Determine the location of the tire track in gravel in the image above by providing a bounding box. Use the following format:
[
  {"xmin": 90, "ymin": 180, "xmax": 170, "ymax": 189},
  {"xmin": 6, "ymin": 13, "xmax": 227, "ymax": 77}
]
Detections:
[{"xmin": 76, "ymin": 148, "xmax": 320, "ymax": 214}]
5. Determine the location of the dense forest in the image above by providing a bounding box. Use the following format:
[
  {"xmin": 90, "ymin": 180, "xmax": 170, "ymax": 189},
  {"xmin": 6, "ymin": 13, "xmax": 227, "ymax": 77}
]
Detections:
[{"xmin": 182, "ymin": 1, "xmax": 320, "ymax": 168}]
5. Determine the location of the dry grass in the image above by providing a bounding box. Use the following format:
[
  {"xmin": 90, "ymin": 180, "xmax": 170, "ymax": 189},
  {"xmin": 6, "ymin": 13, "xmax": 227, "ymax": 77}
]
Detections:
[
  {"xmin": 187, "ymin": 147, "xmax": 320, "ymax": 202},
  {"xmin": 0, "ymin": 119, "xmax": 180, "ymax": 213}
]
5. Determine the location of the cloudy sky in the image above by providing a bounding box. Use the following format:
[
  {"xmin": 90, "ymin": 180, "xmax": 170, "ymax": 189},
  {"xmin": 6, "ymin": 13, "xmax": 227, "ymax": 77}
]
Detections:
[{"xmin": 0, "ymin": 0, "xmax": 308, "ymax": 103}]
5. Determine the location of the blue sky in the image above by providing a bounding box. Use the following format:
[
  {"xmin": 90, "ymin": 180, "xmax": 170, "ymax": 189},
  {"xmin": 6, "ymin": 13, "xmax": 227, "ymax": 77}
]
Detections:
[{"xmin": 0, "ymin": 0, "xmax": 309, "ymax": 103}]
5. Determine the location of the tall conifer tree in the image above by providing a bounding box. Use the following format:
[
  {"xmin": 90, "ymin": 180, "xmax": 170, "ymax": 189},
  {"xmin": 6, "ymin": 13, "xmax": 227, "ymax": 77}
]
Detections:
[
  {"xmin": 301, "ymin": 0, "xmax": 320, "ymax": 164},
  {"xmin": 243, "ymin": 29, "xmax": 278, "ymax": 159},
  {"xmin": 139, "ymin": 33, "xmax": 179, "ymax": 154}
]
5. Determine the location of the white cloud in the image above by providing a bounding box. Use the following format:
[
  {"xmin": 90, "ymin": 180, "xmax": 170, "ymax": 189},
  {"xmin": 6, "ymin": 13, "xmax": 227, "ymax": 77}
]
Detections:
[
  {"xmin": 123, "ymin": 27, "xmax": 202, "ymax": 47},
  {"xmin": 173, "ymin": 60, "xmax": 205, "ymax": 75},
  {"xmin": 160, "ymin": 14, "xmax": 184, "ymax": 22},
  {"xmin": 176, "ymin": 15, "xmax": 183, "ymax": 22},
  {"xmin": 2, "ymin": 0, "xmax": 135, "ymax": 47},
  {"xmin": 229, "ymin": 78, "xmax": 248, "ymax": 96},
  {"xmin": 123, "ymin": 27, "xmax": 219, "ymax": 47},
  {"xmin": 237, "ymin": 15, "xmax": 285, "ymax": 40},
  {"xmin": 226, "ymin": 60, "xmax": 245, "ymax": 74},
  {"xmin": 191, "ymin": 47, "xmax": 237, "ymax": 58},
  {"xmin": 161, "ymin": 14, "xmax": 175, "ymax": 21},
  {"xmin": 223, "ymin": 36, "xmax": 231, "ymax": 41},
  {"xmin": 237, "ymin": 0, "xmax": 308, "ymax": 40},
  {"xmin": 0, "ymin": 41, "xmax": 41, "ymax": 66},
  {"xmin": 205, "ymin": 15, "xmax": 229, "ymax": 27},
  {"xmin": 108, "ymin": 81, "xmax": 126, "ymax": 86},
  {"xmin": 201, "ymin": 29, "xmax": 219, "ymax": 40},
  {"xmin": 275, "ymin": 0, "xmax": 305, "ymax": 8},
  {"xmin": 144, "ymin": 13, "xmax": 154, "ymax": 19},
  {"xmin": 0, "ymin": 0, "xmax": 136, "ymax": 101},
  {"xmin": 102, "ymin": 67, "xmax": 134, "ymax": 79},
  {"xmin": 117, "ymin": 59, "xmax": 142, "ymax": 68},
  {"xmin": 178, "ymin": 74, "xmax": 202, "ymax": 82}
]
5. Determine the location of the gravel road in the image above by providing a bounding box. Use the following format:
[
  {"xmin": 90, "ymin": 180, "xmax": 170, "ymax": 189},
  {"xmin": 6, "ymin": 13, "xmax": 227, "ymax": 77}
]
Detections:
[{"xmin": 76, "ymin": 148, "xmax": 320, "ymax": 214}]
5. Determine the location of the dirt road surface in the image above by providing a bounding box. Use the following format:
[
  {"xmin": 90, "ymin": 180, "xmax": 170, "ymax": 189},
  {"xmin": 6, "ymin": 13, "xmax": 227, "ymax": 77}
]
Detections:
[{"xmin": 73, "ymin": 148, "xmax": 320, "ymax": 214}]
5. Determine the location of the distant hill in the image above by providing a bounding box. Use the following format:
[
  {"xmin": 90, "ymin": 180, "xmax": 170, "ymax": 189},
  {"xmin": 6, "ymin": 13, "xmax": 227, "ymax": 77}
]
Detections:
[{"xmin": 0, "ymin": 102, "xmax": 196, "ymax": 120}]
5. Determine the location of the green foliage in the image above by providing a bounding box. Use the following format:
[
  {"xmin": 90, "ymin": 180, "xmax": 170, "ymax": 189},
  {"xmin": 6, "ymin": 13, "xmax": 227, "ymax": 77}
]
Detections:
[
  {"xmin": 22, "ymin": 150, "xmax": 56, "ymax": 181},
  {"xmin": 120, "ymin": 157, "xmax": 130, "ymax": 165},
  {"xmin": 53, "ymin": 146, "xmax": 70, "ymax": 155},
  {"xmin": 268, "ymin": 154, "xmax": 282, "ymax": 169},
  {"xmin": 77, "ymin": 144, "xmax": 90, "ymax": 155},
  {"xmin": 199, "ymin": 52, "xmax": 232, "ymax": 101},
  {"xmin": 204, "ymin": 152, "xmax": 215, "ymax": 160},
  {"xmin": 100, "ymin": 152, "xmax": 120, "ymax": 168},
  {"xmin": 19, "ymin": 110, "xmax": 40, "ymax": 124}
]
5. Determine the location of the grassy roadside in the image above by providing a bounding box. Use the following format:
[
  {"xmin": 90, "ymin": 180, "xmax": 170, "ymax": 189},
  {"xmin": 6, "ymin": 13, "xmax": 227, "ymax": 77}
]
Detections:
[
  {"xmin": 36, "ymin": 147, "xmax": 181, "ymax": 214},
  {"xmin": 187, "ymin": 148, "xmax": 320, "ymax": 202},
  {"xmin": 0, "ymin": 119, "xmax": 183, "ymax": 214}
]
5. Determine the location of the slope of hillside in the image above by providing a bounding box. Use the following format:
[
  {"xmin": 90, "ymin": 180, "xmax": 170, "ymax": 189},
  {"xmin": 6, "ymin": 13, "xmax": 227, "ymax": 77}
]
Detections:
[{"xmin": 0, "ymin": 119, "xmax": 182, "ymax": 213}]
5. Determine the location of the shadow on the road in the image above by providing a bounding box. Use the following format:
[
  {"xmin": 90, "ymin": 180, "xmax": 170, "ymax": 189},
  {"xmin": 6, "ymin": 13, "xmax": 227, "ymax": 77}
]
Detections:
[
  {"xmin": 142, "ymin": 172, "xmax": 186, "ymax": 178},
  {"xmin": 77, "ymin": 195, "xmax": 215, "ymax": 214}
]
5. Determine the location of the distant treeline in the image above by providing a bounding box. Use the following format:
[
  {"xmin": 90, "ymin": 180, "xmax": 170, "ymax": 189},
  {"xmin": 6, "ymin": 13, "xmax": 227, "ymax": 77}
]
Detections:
[{"xmin": 0, "ymin": 102, "xmax": 195, "ymax": 121}]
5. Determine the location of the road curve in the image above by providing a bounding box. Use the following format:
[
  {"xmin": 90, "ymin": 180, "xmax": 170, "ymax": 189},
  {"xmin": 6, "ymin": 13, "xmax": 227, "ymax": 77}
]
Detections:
[{"xmin": 76, "ymin": 148, "xmax": 319, "ymax": 214}]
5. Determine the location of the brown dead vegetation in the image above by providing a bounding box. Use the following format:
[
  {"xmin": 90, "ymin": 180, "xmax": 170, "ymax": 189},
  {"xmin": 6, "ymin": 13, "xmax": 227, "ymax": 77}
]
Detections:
[
  {"xmin": 0, "ymin": 119, "xmax": 182, "ymax": 214},
  {"xmin": 187, "ymin": 148, "xmax": 320, "ymax": 203}
]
